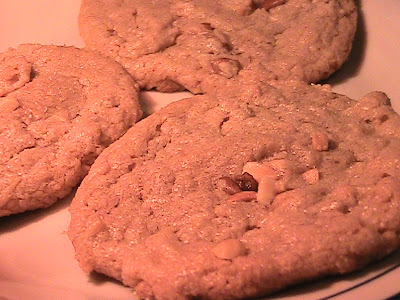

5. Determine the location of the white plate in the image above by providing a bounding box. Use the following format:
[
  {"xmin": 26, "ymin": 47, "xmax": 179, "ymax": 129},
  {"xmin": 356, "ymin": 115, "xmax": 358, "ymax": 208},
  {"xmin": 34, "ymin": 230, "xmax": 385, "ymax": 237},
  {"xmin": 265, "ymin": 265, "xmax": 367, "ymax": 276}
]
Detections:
[{"xmin": 0, "ymin": 1, "xmax": 399, "ymax": 299}]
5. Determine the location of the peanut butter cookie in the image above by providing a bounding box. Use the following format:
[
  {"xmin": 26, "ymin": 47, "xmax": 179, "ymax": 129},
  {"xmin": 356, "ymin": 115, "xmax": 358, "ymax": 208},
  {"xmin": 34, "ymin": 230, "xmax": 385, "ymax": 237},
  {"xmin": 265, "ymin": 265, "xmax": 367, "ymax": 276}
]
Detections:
[
  {"xmin": 79, "ymin": 0, "xmax": 357, "ymax": 93},
  {"xmin": 0, "ymin": 44, "xmax": 141, "ymax": 217},
  {"xmin": 68, "ymin": 80, "xmax": 400, "ymax": 299}
]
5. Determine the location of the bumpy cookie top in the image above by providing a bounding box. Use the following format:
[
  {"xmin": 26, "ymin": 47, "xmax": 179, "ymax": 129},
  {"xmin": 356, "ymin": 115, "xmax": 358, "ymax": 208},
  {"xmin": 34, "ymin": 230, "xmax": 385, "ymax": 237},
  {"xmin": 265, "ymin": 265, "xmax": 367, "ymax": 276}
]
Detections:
[
  {"xmin": 0, "ymin": 44, "xmax": 141, "ymax": 217},
  {"xmin": 79, "ymin": 0, "xmax": 357, "ymax": 93},
  {"xmin": 68, "ymin": 80, "xmax": 400, "ymax": 299}
]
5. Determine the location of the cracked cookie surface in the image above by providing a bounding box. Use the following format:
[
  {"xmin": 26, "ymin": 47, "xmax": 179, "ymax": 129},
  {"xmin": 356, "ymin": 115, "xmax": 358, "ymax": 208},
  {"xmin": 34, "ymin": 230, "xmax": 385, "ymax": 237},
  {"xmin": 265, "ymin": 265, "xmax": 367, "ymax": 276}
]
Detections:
[
  {"xmin": 68, "ymin": 80, "xmax": 400, "ymax": 299},
  {"xmin": 0, "ymin": 44, "xmax": 142, "ymax": 217},
  {"xmin": 79, "ymin": 0, "xmax": 357, "ymax": 93}
]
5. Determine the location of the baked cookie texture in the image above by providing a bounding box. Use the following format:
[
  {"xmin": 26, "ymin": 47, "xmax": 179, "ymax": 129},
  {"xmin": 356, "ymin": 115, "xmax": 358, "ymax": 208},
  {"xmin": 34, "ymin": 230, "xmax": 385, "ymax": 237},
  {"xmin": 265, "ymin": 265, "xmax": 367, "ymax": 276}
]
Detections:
[
  {"xmin": 68, "ymin": 80, "xmax": 400, "ymax": 299},
  {"xmin": 78, "ymin": 0, "xmax": 357, "ymax": 94},
  {"xmin": 0, "ymin": 44, "xmax": 142, "ymax": 217}
]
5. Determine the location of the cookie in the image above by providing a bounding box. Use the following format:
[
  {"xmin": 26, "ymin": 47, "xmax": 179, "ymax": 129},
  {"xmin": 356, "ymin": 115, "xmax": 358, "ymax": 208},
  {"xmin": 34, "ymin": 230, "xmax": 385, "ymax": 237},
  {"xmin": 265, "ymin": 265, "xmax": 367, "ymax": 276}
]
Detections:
[
  {"xmin": 79, "ymin": 0, "xmax": 357, "ymax": 93},
  {"xmin": 0, "ymin": 44, "xmax": 142, "ymax": 217},
  {"xmin": 68, "ymin": 80, "xmax": 400, "ymax": 299}
]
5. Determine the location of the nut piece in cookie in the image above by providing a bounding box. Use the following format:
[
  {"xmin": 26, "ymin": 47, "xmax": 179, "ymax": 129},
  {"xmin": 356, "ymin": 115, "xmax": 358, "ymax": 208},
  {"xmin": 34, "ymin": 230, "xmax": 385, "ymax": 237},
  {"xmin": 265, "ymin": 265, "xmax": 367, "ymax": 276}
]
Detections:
[{"xmin": 0, "ymin": 51, "xmax": 31, "ymax": 96}]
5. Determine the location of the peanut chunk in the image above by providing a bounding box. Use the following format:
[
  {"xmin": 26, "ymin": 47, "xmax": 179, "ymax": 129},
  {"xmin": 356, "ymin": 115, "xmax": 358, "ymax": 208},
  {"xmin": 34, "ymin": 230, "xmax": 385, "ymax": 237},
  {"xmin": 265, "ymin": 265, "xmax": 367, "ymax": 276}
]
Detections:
[
  {"xmin": 227, "ymin": 191, "xmax": 257, "ymax": 202},
  {"xmin": 84, "ymin": 217, "xmax": 107, "ymax": 239},
  {"xmin": 211, "ymin": 58, "xmax": 241, "ymax": 78},
  {"xmin": 302, "ymin": 168, "xmax": 319, "ymax": 184},
  {"xmin": 311, "ymin": 130, "xmax": 329, "ymax": 151},
  {"xmin": 212, "ymin": 239, "xmax": 246, "ymax": 260},
  {"xmin": 0, "ymin": 54, "xmax": 32, "ymax": 97},
  {"xmin": 243, "ymin": 161, "xmax": 277, "ymax": 182},
  {"xmin": 257, "ymin": 177, "xmax": 277, "ymax": 206}
]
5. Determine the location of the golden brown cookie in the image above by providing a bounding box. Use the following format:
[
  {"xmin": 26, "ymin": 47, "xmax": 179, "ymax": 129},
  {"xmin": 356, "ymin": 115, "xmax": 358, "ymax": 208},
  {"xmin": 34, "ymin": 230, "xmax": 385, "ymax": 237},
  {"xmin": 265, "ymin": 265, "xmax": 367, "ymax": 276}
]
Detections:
[
  {"xmin": 68, "ymin": 80, "xmax": 400, "ymax": 299},
  {"xmin": 0, "ymin": 44, "xmax": 142, "ymax": 217},
  {"xmin": 79, "ymin": 0, "xmax": 357, "ymax": 93}
]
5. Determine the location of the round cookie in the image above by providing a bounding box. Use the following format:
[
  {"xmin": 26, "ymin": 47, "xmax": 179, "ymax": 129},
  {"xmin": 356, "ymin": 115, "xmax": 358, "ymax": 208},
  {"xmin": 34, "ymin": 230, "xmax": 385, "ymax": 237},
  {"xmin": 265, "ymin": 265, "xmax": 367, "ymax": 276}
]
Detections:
[
  {"xmin": 0, "ymin": 44, "xmax": 142, "ymax": 217},
  {"xmin": 68, "ymin": 80, "xmax": 400, "ymax": 299},
  {"xmin": 79, "ymin": 0, "xmax": 357, "ymax": 93}
]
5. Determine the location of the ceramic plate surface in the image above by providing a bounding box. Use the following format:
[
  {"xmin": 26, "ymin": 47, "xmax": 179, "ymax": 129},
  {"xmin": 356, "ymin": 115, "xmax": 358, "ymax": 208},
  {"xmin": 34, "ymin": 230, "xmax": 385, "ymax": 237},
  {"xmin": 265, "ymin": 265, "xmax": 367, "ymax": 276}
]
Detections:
[{"xmin": 0, "ymin": 1, "xmax": 399, "ymax": 299}]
